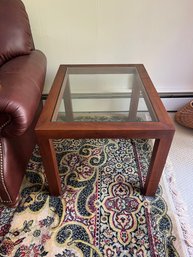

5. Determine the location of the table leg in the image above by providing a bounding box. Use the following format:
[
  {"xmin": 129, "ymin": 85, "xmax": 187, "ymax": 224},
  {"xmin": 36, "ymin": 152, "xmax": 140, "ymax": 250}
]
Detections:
[
  {"xmin": 128, "ymin": 80, "xmax": 140, "ymax": 121},
  {"xmin": 37, "ymin": 138, "xmax": 62, "ymax": 196},
  {"xmin": 143, "ymin": 136, "xmax": 173, "ymax": 196},
  {"xmin": 63, "ymin": 78, "xmax": 73, "ymax": 121}
]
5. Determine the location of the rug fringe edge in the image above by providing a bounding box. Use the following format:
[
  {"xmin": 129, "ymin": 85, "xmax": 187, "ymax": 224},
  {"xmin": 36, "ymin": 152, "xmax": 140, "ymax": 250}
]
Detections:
[{"xmin": 165, "ymin": 158, "xmax": 193, "ymax": 256}]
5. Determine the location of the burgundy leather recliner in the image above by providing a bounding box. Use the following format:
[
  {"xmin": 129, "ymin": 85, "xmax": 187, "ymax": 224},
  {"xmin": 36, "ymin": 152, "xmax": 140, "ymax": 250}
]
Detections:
[{"xmin": 0, "ymin": 0, "xmax": 47, "ymax": 206}]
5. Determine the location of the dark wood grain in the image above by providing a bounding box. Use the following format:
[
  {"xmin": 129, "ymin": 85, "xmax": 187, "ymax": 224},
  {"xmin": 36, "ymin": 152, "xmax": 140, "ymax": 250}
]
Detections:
[
  {"xmin": 37, "ymin": 138, "xmax": 62, "ymax": 195},
  {"xmin": 143, "ymin": 135, "xmax": 174, "ymax": 195}
]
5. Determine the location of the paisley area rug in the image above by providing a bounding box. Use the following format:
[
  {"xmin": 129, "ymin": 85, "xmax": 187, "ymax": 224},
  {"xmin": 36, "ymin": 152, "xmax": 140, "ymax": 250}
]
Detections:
[{"xmin": 0, "ymin": 138, "xmax": 187, "ymax": 256}]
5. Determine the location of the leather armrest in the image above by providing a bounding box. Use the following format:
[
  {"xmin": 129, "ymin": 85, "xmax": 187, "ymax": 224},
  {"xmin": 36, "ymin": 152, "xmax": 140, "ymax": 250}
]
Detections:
[{"xmin": 0, "ymin": 50, "xmax": 46, "ymax": 137}]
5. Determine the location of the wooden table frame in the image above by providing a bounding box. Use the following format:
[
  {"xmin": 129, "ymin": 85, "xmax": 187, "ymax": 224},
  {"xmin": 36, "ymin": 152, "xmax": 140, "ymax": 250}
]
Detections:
[{"xmin": 35, "ymin": 64, "xmax": 175, "ymax": 196}]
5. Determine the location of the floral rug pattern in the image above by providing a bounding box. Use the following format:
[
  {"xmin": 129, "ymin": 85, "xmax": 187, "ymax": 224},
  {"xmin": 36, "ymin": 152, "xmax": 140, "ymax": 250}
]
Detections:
[{"xmin": 0, "ymin": 138, "xmax": 179, "ymax": 256}]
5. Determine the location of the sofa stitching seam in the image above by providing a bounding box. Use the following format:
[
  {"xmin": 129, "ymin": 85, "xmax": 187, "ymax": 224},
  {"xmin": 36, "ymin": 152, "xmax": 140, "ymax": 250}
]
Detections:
[
  {"xmin": 0, "ymin": 72, "xmax": 41, "ymax": 94},
  {"xmin": 0, "ymin": 118, "xmax": 12, "ymax": 202}
]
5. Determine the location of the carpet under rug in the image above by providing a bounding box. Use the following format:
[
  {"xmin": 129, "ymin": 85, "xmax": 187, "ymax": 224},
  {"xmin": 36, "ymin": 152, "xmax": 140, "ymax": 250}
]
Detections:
[{"xmin": 0, "ymin": 138, "xmax": 187, "ymax": 256}]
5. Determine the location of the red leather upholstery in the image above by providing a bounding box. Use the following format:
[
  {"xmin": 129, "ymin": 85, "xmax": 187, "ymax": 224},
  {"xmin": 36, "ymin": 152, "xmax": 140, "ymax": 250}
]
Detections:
[
  {"xmin": 0, "ymin": 0, "xmax": 34, "ymax": 66},
  {"xmin": 0, "ymin": 51, "xmax": 46, "ymax": 137},
  {"xmin": 0, "ymin": 0, "xmax": 46, "ymax": 206}
]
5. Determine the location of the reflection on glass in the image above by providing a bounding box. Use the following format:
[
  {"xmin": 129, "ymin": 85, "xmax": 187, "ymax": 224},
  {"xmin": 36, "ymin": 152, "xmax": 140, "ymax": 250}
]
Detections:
[{"xmin": 52, "ymin": 67, "xmax": 157, "ymax": 122}]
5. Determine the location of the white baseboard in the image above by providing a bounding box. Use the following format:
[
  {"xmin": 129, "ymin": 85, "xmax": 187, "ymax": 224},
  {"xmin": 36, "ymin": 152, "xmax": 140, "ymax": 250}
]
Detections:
[
  {"xmin": 42, "ymin": 92, "xmax": 193, "ymax": 112},
  {"xmin": 161, "ymin": 97, "xmax": 193, "ymax": 112},
  {"xmin": 159, "ymin": 93, "xmax": 193, "ymax": 111}
]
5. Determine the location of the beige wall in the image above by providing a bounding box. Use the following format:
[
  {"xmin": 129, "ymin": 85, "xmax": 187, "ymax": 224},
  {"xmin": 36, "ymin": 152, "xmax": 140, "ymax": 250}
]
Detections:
[{"xmin": 23, "ymin": 0, "xmax": 193, "ymax": 93}]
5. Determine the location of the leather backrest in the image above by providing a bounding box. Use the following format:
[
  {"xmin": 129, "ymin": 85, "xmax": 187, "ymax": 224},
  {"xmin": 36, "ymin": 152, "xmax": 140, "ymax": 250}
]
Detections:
[{"xmin": 0, "ymin": 0, "xmax": 34, "ymax": 66}]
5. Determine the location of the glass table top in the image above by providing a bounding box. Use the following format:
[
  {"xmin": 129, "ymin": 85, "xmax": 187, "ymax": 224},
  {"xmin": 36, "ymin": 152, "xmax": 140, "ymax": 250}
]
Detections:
[{"xmin": 52, "ymin": 66, "xmax": 158, "ymax": 122}]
